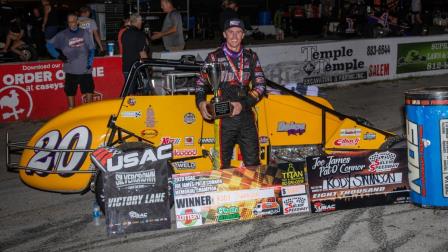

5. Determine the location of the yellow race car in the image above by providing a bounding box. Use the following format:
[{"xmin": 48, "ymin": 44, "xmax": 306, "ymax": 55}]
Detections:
[{"xmin": 7, "ymin": 58, "xmax": 399, "ymax": 208}]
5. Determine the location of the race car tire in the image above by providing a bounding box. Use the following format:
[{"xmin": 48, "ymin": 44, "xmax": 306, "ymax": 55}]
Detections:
[
  {"xmin": 94, "ymin": 141, "xmax": 173, "ymax": 213},
  {"xmin": 380, "ymin": 135, "xmax": 406, "ymax": 150}
]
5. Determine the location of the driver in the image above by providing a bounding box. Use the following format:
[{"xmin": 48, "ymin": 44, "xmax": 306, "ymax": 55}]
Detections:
[{"xmin": 196, "ymin": 18, "xmax": 266, "ymax": 169}]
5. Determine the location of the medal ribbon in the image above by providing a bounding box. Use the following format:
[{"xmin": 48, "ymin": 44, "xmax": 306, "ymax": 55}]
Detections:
[{"xmin": 224, "ymin": 48, "xmax": 244, "ymax": 85}]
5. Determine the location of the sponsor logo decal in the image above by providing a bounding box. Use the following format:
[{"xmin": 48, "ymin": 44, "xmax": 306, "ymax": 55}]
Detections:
[
  {"xmin": 115, "ymin": 170, "xmax": 156, "ymax": 190},
  {"xmin": 120, "ymin": 111, "xmax": 142, "ymax": 118},
  {"xmin": 259, "ymin": 136, "xmax": 269, "ymax": 144},
  {"xmin": 174, "ymin": 149, "xmax": 197, "ymax": 157},
  {"xmin": 145, "ymin": 106, "xmax": 155, "ymax": 127},
  {"xmin": 368, "ymin": 64, "xmax": 390, "ymax": 77},
  {"xmin": 277, "ymin": 121, "xmax": 306, "ymax": 135},
  {"xmin": 217, "ymin": 206, "xmax": 240, "ymax": 222},
  {"xmin": 198, "ymin": 138, "xmax": 215, "ymax": 144},
  {"xmin": 281, "ymin": 163, "xmax": 305, "ymax": 186},
  {"xmin": 172, "ymin": 161, "xmax": 196, "ymax": 170},
  {"xmin": 368, "ymin": 151, "xmax": 399, "ymax": 172},
  {"xmin": 141, "ymin": 129, "xmax": 158, "ymax": 138},
  {"xmin": 363, "ymin": 132, "xmax": 376, "ymax": 140},
  {"xmin": 184, "ymin": 113, "xmax": 196, "ymax": 124},
  {"xmin": 334, "ymin": 137, "xmax": 360, "ymax": 146},
  {"xmin": 282, "ymin": 195, "xmax": 309, "ymax": 215},
  {"xmin": 340, "ymin": 128, "xmax": 361, "ymax": 137},
  {"xmin": 0, "ymin": 86, "xmax": 33, "ymax": 121},
  {"xmin": 176, "ymin": 208, "xmax": 202, "ymax": 227},
  {"xmin": 160, "ymin": 137, "xmax": 181, "ymax": 145},
  {"xmin": 184, "ymin": 136, "xmax": 194, "ymax": 146},
  {"xmin": 253, "ymin": 201, "xmax": 280, "ymax": 216},
  {"xmin": 127, "ymin": 97, "xmax": 136, "ymax": 106},
  {"xmin": 128, "ymin": 211, "xmax": 148, "ymax": 219},
  {"xmin": 313, "ymin": 202, "xmax": 336, "ymax": 213}
]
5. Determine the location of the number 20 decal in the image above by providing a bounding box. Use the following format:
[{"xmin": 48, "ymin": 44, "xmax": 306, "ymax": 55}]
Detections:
[{"xmin": 26, "ymin": 126, "xmax": 92, "ymax": 177}]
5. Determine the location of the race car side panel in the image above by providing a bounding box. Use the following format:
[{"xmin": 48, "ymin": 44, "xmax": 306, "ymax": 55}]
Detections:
[{"xmin": 18, "ymin": 99, "xmax": 122, "ymax": 193}]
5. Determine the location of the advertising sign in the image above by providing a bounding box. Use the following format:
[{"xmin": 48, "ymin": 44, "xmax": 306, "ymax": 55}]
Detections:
[
  {"xmin": 0, "ymin": 56, "xmax": 124, "ymax": 122},
  {"xmin": 173, "ymin": 164, "xmax": 309, "ymax": 229},
  {"xmin": 99, "ymin": 146, "xmax": 172, "ymax": 236},
  {"xmin": 306, "ymin": 149, "xmax": 410, "ymax": 213},
  {"xmin": 397, "ymin": 41, "xmax": 448, "ymax": 74}
]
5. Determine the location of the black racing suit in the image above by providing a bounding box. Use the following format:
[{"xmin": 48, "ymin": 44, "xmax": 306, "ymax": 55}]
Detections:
[{"xmin": 196, "ymin": 45, "xmax": 266, "ymax": 168}]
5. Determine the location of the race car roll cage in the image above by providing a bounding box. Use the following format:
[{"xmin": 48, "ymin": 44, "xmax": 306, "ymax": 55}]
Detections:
[{"xmin": 6, "ymin": 58, "xmax": 394, "ymax": 175}]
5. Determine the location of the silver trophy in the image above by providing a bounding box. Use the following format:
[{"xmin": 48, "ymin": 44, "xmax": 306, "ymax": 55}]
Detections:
[{"xmin": 204, "ymin": 62, "xmax": 232, "ymax": 119}]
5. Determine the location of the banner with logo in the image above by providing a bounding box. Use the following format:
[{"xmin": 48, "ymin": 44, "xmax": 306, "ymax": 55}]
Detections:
[
  {"xmin": 0, "ymin": 56, "xmax": 124, "ymax": 122},
  {"xmin": 397, "ymin": 41, "xmax": 448, "ymax": 74},
  {"xmin": 306, "ymin": 148, "xmax": 410, "ymax": 213},
  {"xmin": 173, "ymin": 163, "xmax": 309, "ymax": 229},
  {"xmin": 97, "ymin": 145, "xmax": 172, "ymax": 236}
]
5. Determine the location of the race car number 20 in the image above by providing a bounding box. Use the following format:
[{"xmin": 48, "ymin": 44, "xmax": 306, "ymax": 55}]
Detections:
[{"xmin": 26, "ymin": 126, "xmax": 92, "ymax": 177}]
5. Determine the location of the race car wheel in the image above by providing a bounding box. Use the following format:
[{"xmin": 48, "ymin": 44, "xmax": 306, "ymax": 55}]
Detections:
[
  {"xmin": 380, "ymin": 135, "xmax": 406, "ymax": 150},
  {"xmin": 94, "ymin": 142, "xmax": 173, "ymax": 213}
]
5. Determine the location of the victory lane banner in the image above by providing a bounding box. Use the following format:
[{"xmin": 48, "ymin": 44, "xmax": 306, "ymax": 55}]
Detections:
[
  {"xmin": 173, "ymin": 164, "xmax": 309, "ymax": 229},
  {"xmin": 91, "ymin": 144, "xmax": 172, "ymax": 236},
  {"xmin": 306, "ymin": 148, "xmax": 410, "ymax": 213}
]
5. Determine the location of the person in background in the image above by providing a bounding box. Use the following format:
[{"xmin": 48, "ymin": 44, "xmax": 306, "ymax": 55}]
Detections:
[
  {"xmin": 29, "ymin": 7, "xmax": 46, "ymax": 56},
  {"xmin": 41, "ymin": 0, "xmax": 58, "ymax": 40},
  {"xmin": 117, "ymin": 17, "xmax": 130, "ymax": 55},
  {"xmin": 151, "ymin": 0, "xmax": 184, "ymax": 52},
  {"xmin": 195, "ymin": 18, "xmax": 266, "ymax": 169},
  {"xmin": 219, "ymin": 0, "xmax": 239, "ymax": 32},
  {"xmin": 78, "ymin": 6, "xmax": 104, "ymax": 54},
  {"xmin": 121, "ymin": 13, "xmax": 148, "ymax": 82},
  {"xmin": 1, "ymin": 20, "xmax": 25, "ymax": 59},
  {"xmin": 411, "ymin": 0, "xmax": 422, "ymax": 25},
  {"xmin": 46, "ymin": 13, "xmax": 95, "ymax": 109}
]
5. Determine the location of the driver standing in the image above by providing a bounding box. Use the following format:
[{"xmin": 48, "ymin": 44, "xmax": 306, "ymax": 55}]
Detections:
[{"xmin": 195, "ymin": 18, "xmax": 266, "ymax": 169}]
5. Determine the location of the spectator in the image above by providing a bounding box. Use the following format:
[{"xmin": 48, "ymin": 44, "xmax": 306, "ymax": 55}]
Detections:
[
  {"xmin": 151, "ymin": 0, "xmax": 185, "ymax": 52},
  {"xmin": 29, "ymin": 7, "xmax": 46, "ymax": 57},
  {"xmin": 1, "ymin": 20, "xmax": 25, "ymax": 59},
  {"xmin": 117, "ymin": 17, "xmax": 130, "ymax": 55},
  {"xmin": 46, "ymin": 13, "xmax": 95, "ymax": 109},
  {"xmin": 41, "ymin": 0, "xmax": 58, "ymax": 40},
  {"xmin": 78, "ymin": 6, "xmax": 104, "ymax": 54},
  {"xmin": 219, "ymin": 0, "xmax": 239, "ymax": 32},
  {"xmin": 411, "ymin": 0, "xmax": 422, "ymax": 25},
  {"xmin": 122, "ymin": 13, "xmax": 148, "ymax": 82}
]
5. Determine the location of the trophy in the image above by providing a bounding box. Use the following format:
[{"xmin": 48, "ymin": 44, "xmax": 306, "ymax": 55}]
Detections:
[{"xmin": 204, "ymin": 62, "xmax": 233, "ymax": 119}]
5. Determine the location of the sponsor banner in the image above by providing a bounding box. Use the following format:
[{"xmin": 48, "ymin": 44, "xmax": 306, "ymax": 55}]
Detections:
[
  {"xmin": 397, "ymin": 41, "xmax": 448, "ymax": 74},
  {"xmin": 157, "ymin": 35, "xmax": 448, "ymax": 87},
  {"xmin": 173, "ymin": 164, "xmax": 309, "ymax": 229},
  {"xmin": 0, "ymin": 57, "xmax": 124, "ymax": 122},
  {"xmin": 102, "ymin": 146, "xmax": 171, "ymax": 236},
  {"xmin": 282, "ymin": 195, "xmax": 310, "ymax": 215},
  {"xmin": 306, "ymin": 148, "xmax": 410, "ymax": 213}
]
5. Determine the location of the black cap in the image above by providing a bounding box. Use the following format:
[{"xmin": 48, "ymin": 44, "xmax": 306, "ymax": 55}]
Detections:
[{"xmin": 223, "ymin": 18, "xmax": 245, "ymax": 31}]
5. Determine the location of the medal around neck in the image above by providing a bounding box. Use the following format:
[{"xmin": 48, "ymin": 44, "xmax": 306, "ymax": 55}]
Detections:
[{"xmin": 204, "ymin": 62, "xmax": 233, "ymax": 119}]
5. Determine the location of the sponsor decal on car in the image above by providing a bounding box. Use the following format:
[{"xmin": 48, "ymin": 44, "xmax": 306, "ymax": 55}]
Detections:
[
  {"xmin": 184, "ymin": 136, "xmax": 194, "ymax": 146},
  {"xmin": 217, "ymin": 206, "xmax": 240, "ymax": 222},
  {"xmin": 334, "ymin": 137, "xmax": 360, "ymax": 146},
  {"xmin": 277, "ymin": 121, "xmax": 306, "ymax": 136},
  {"xmin": 173, "ymin": 149, "xmax": 198, "ymax": 157},
  {"xmin": 363, "ymin": 132, "xmax": 376, "ymax": 140},
  {"xmin": 127, "ymin": 97, "xmax": 136, "ymax": 106},
  {"xmin": 198, "ymin": 138, "xmax": 215, "ymax": 144},
  {"xmin": 184, "ymin": 112, "xmax": 196, "ymax": 124},
  {"xmin": 259, "ymin": 136, "xmax": 269, "ymax": 144},
  {"xmin": 172, "ymin": 161, "xmax": 196, "ymax": 170},
  {"xmin": 140, "ymin": 129, "xmax": 158, "ymax": 138},
  {"xmin": 160, "ymin": 137, "xmax": 181, "ymax": 145},
  {"xmin": 145, "ymin": 106, "xmax": 155, "ymax": 128},
  {"xmin": 120, "ymin": 111, "xmax": 142, "ymax": 118},
  {"xmin": 368, "ymin": 151, "xmax": 399, "ymax": 172},
  {"xmin": 340, "ymin": 128, "xmax": 361, "ymax": 137}
]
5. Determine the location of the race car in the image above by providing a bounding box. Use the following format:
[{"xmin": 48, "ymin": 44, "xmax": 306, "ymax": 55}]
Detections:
[{"xmin": 6, "ymin": 58, "xmax": 399, "ymax": 206}]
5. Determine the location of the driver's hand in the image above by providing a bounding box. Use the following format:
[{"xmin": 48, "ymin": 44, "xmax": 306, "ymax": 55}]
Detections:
[
  {"xmin": 199, "ymin": 101, "xmax": 212, "ymax": 120},
  {"xmin": 231, "ymin": 102, "xmax": 242, "ymax": 117}
]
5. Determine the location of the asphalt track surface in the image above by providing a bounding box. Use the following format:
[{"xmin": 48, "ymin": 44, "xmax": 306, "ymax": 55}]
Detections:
[{"xmin": 1, "ymin": 75, "xmax": 448, "ymax": 252}]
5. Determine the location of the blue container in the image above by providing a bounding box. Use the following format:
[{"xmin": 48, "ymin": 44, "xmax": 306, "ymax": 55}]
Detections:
[
  {"xmin": 258, "ymin": 11, "xmax": 272, "ymax": 25},
  {"xmin": 405, "ymin": 87, "xmax": 448, "ymax": 207}
]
